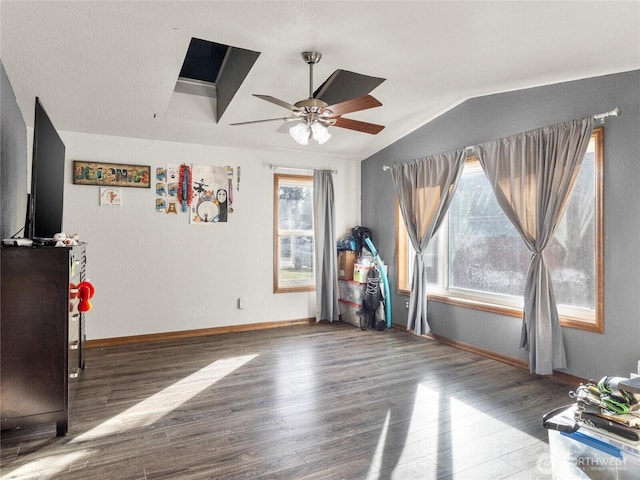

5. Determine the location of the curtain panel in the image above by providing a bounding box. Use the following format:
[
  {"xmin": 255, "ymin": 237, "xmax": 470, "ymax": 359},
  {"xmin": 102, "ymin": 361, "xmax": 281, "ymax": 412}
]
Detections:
[
  {"xmin": 475, "ymin": 116, "xmax": 595, "ymax": 375},
  {"xmin": 313, "ymin": 170, "xmax": 339, "ymax": 322},
  {"xmin": 391, "ymin": 150, "xmax": 466, "ymax": 335}
]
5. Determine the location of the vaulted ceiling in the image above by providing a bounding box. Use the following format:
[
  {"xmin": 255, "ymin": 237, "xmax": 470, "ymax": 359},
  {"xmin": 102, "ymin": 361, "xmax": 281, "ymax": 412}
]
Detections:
[{"xmin": 2, "ymin": 1, "xmax": 639, "ymax": 161}]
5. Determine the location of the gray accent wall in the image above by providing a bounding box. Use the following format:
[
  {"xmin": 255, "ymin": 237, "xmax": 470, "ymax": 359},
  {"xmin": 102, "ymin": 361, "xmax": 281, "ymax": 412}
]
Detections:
[
  {"xmin": 361, "ymin": 70, "xmax": 640, "ymax": 380},
  {"xmin": 1, "ymin": 61, "xmax": 28, "ymax": 240}
]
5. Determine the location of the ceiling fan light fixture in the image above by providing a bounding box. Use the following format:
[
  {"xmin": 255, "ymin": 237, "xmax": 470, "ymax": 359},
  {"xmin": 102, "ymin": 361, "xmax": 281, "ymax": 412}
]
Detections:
[
  {"xmin": 311, "ymin": 121, "xmax": 331, "ymax": 144},
  {"xmin": 289, "ymin": 122, "xmax": 310, "ymax": 145}
]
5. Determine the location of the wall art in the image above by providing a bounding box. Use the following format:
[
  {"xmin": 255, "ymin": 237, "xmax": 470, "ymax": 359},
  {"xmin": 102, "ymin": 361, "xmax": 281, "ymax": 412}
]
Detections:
[
  {"xmin": 73, "ymin": 161, "xmax": 150, "ymax": 188},
  {"xmin": 190, "ymin": 165, "xmax": 231, "ymax": 223},
  {"xmin": 99, "ymin": 187, "xmax": 122, "ymax": 206},
  {"xmin": 155, "ymin": 164, "xmax": 183, "ymax": 214}
]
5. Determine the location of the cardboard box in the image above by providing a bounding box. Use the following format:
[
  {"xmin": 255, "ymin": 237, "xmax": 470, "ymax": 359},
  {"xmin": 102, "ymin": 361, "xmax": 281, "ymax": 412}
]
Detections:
[{"xmin": 338, "ymin": 251, "xmax": 357, "ymax": 280}]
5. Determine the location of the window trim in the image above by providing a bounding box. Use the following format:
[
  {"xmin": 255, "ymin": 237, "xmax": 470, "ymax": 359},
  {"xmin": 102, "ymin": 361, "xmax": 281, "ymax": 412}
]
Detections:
[
  {"xmin": 396, "ymin": 127, "xmax": 604, "ymax": 333},
  {"xmin": 273, "ymin": 173, "xmax": 315, "ymax": 294}
]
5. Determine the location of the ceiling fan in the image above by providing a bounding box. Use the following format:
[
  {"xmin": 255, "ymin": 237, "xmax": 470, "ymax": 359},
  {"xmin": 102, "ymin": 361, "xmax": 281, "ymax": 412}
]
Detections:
[{"xmin": 230, "ymin": 51, "xmax": 385, "ymax": 145}]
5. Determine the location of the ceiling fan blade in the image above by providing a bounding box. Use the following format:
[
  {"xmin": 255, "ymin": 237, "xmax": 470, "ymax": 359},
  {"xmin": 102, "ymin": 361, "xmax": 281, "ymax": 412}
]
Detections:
[
  {"xmin": 253, "ymin": 94, "xmax": 299, "ymax": 111},
  {"xmin": 314, "ymin": 69, "xmax": 385, "ymax": 105},
  {"xmin": 333, "ymin": 117, "xmax": 385, "ymax": 135},
  {"xmin": 230, "ymin": 116, "xmax": 297, "ymax": 126},
  {"xmin": 323, "ymin": 95, "xmax": 382, "ymax": 117}
]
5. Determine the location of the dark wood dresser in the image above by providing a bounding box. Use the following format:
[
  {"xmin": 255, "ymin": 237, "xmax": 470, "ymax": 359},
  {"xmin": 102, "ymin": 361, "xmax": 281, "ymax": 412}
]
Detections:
[{"xmin": 1, "ymin": 244, "xmax": 87, "ymax": 436}]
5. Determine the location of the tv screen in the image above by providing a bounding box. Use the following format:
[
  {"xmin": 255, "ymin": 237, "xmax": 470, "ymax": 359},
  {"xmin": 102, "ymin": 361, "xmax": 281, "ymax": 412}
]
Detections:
[{"xmin": 29, "ymin": 98, "xmax": 65, "ymax": 240}]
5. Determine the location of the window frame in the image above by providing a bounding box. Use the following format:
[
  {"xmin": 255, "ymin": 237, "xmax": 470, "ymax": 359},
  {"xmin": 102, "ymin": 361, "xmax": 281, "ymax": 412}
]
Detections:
[
  {"xmin": 396, "ymin": 127, "xmax": 604, "ymax": 333},
  {"xmin": 273, "ymin": 173, "xmax": 315, "ymax": 293}
]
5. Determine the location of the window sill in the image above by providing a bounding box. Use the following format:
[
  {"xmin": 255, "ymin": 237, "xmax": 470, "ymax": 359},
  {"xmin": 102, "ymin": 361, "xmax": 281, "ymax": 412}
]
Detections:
[
  {"xmin": 274, "ymin": 286, "xmax": 315, "ymax": 294},
  {"xmin": 397, "ymin": 288, "xmax": 603, "ymax": 333}
]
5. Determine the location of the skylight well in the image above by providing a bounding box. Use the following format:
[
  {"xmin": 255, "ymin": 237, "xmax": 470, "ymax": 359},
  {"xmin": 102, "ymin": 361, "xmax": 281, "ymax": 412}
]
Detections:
[{"xmin": 168, "ymin": 37, "xmax": 259, "ymax": 122}]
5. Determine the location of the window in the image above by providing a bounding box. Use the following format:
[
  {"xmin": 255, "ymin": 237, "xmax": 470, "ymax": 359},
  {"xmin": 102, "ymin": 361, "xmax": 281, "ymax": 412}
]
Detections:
[
  {"xmin": 397, "ymin": 128, "xmax": 603, "ymax": 332},
  {"xmin": 274, "ymin": 174, "xmax": 315, "ymax": 292}
]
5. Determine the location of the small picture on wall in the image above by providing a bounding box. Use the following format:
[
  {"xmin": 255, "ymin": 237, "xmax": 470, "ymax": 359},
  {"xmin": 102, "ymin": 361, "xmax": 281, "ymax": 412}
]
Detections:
[
  {"xmin": 74, "ymin": 161, "xmax": 150, "ymax": 188},
  {"xmin": 100, "ymin": 187, "xmax": 122, "ymax": 206}
]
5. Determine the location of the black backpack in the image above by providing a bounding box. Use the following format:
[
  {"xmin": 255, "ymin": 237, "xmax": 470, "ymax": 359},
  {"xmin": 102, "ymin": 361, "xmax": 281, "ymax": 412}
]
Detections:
[{"xmin": 351, "ymin": 226, "xmax": 372, "ymax": 254}]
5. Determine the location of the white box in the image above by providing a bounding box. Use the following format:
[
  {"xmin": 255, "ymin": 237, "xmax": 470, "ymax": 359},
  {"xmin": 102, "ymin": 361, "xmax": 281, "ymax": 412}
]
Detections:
[
  {"xmin": 353, "ymin": 264, "xmax": 371, "ymax": 283},
  {"xmin": 548, "ymin": 426, "xmax": 640, "ymax": 479}
]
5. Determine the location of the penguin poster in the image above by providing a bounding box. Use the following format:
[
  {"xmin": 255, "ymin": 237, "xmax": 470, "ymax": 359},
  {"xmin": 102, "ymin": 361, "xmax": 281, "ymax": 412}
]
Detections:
[{"xmin": 190, "ymin": 165, "xmax": 230, "ymax": 224}]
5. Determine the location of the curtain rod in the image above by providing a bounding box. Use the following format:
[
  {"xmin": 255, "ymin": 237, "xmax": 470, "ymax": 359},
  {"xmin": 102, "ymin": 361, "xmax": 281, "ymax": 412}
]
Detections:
[
  {"xmin": 594, "ymin": 107, "xmax": 621, "ymax": 122},
  {"xmin": 270, "ymin": 164, "xmax": 337, "ymax": 174},
  {"xmin": 382, "ymin": 107, "xmax": 621, "ymax": 171}
]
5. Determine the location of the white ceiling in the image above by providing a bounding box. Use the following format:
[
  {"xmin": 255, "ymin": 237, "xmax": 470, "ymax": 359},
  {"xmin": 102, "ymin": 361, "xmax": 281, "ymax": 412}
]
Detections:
[{"xmin": 2, "ymin": 1, "xmax": 639, "ymax": 162}]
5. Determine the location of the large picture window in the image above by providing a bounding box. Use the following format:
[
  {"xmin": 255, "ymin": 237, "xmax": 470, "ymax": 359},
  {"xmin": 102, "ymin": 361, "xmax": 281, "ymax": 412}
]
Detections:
[
  {"xmin": 274, "ymin": 174, "xmax": 315, "ymax": 293},
  {"xmin": 397, "ymin": 128, "xmax": 603, "ymax": 332}
]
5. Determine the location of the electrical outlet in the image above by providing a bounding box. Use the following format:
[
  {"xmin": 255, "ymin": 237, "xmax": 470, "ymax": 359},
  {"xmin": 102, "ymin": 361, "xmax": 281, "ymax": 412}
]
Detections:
[
  {"xmin": 238, "ymin": 297, "xmax": 247, "ymax": 309},
  {"xmin": 405, "ymin": 299, "xmax": 409, "ymax": 309}
]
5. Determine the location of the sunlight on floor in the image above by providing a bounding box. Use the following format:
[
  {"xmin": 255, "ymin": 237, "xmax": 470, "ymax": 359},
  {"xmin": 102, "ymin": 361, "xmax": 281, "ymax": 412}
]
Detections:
[
  {"xmin": 365, "ymin": 410, "xmax": 391, "ymax": 478},
  {"xmin": 72, "ymin": 354, "xmax": 258, "ymax": 443},
  {"xmin": 1, "ymin": 354, "xmax": 258, "ymax": 480},
  {"xmin": 361, "ymin": 384, "xmax": 543, "ymax": 478},
  {"xmin": 0, "ymin": 450, "xmax": 93, "ymax": 480},
  {"xmin": 274, "ymin": 348, "xmax": 318, "ymax": 417},
  {"xmin": 363, "ymin": 384, "xmax": 441, "ymax": 480},
  {"xmin": 446, "ymin": 395, "xmax": 540, "ymax": 473}
]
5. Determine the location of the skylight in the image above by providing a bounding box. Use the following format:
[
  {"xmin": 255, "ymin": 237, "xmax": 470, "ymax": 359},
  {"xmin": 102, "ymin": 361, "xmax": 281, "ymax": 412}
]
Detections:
[
  {"xmin": 171, "ymin": 37, "xmax": 260, "ymax": 122},
  {"xmin": 179, "ymin": 37, "xmax": 228, "ymax": 84}
]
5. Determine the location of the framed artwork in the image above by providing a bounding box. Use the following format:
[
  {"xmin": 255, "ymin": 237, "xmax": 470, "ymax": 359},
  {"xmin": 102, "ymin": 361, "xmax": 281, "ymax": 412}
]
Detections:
[{"xmin": 73, "ymin": 161, "xmax": 150, "ymax": 188}]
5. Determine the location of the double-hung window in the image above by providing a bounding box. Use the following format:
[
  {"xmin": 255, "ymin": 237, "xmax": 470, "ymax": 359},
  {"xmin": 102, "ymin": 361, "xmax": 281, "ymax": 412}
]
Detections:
[
  {"xmin": 274, "ymin": 174, "xmax": 315, "ymax": 293},
  {"xmin": 397, "ymin": 128, "xmax": 603, "ymax": 332}
]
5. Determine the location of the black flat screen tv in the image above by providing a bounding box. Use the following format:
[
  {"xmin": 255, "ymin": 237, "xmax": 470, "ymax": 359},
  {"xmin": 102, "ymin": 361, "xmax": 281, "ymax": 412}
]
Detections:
[{"xmin": 27, "ymin": 97, "xmax": 65, "ymax": 241}]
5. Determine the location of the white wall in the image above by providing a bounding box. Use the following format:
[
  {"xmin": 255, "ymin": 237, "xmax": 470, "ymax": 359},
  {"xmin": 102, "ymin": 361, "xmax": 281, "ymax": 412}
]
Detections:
[{"xmin": 60, "ymin": 131, "xmax": 360, "ymax": 340}]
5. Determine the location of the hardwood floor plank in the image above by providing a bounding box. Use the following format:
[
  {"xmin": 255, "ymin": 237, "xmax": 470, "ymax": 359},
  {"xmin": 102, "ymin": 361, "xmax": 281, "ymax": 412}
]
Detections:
[{"xmin": 1, "ymin": 323, "xmax": 572, "ymax": 479}]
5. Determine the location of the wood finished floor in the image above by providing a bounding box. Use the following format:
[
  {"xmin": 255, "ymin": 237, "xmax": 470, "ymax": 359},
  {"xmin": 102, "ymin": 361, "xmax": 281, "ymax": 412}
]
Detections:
[{"xmin": 1, "ymin": 323, "xmax": 572, "ymax": 480}]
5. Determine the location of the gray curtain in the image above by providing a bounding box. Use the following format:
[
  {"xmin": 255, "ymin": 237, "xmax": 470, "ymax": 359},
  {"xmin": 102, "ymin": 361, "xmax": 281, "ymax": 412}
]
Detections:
[
  {"xmin": 313, "ymin": 170, "xmax": 339, "ymax": 322},
  {"xmin": 391, "ymin": 150, "xmax": 466, "ymax": 335},
  {"xmin": 475, "ymin": 117, "xmax": 594, "ymax": 374}
]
